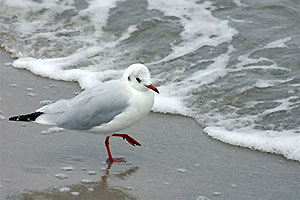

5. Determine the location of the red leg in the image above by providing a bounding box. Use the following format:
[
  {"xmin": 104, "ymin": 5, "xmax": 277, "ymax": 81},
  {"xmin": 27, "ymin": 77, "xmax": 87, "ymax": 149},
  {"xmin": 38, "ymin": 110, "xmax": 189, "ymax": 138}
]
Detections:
[
  {"xmin": 105, "ymin": 136, "xmax": 113, "ymax": 161},
  {"xmin": 112, "ymin": 134, "xmax": 141, "ymax": 146},
  {"xmin": 104, "ymin": 136, "xmax": 125, "ymax": 163}
]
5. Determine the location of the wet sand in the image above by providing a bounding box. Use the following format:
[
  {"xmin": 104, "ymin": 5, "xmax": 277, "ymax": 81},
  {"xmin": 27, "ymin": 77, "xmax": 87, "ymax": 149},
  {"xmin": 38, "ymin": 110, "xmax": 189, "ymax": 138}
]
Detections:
[{"xmin": 0, "ymin": 49, "xmax": 299, "ymax": 200}]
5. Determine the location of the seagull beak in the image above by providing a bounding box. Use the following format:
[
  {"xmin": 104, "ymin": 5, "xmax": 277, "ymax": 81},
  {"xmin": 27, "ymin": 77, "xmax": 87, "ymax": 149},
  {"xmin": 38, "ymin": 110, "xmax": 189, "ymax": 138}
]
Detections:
[{"xmin": 145, "ymin": 84, "xmax": 159, "ymax": 94}]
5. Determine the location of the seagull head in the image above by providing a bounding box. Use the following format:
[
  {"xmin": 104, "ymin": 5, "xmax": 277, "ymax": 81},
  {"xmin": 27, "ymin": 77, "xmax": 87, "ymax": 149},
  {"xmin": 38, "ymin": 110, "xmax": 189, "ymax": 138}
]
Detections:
[{"xmin": 123, "ymin": 63, "xmax": 159, "ymax": 94}]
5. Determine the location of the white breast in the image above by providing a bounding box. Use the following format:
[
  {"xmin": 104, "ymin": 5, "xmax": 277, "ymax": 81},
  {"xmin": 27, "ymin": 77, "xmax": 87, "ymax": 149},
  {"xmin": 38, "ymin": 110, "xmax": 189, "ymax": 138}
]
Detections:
[{"xmin": 89, "ymin": 88, "xmax": 154, "ymax": 134}]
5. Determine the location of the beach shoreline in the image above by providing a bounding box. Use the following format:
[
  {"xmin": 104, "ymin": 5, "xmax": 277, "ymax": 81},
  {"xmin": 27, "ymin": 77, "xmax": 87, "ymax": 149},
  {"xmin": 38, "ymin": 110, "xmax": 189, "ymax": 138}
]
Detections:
[{"xmin": 1, "ymin": 49, "xmax": 299, "ymax": 200}]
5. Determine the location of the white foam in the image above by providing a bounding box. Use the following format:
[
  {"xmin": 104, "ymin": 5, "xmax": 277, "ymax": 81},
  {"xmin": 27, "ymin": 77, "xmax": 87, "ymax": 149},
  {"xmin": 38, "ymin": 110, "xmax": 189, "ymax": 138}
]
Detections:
[
  {"xmin": 233, "ymin": 0, "xmax": 246, "ymax": 7},
  {"xmin": 228, "ymin": 16, "xmax": 246, "ymax": 23},
  {"xmin": 88, "ymin": 171, "xmax": 97, "ymax": 175},
  {"xmin": 13, "ymin": 48, "xmax": 103, "ymax": 89},
  {"xmin": 59, "ymin": 187, "xmax": 70, "ymax": 192},
  {"xmin": 238, "ymin": 78, "xmax": 293, "ymax": 93},
  {"xmin": 236, "ymin": 53, "xmax": 290, "ymax": 72},
  {"xmin": 2, "ymin": 0, "xmax": 123, "ymax": 55},
  {"xmin": 4, "ymin": 0, "xmax": 72, "ymax": 12},
  {"xmin": 204, "ymin": 127, "xmax": 300, "ymax": 161},
  {"xmin": 152, "ymin": 46, "xmax": 236, "ymax": 119},
  {"xmin": 254, "ymin": 79, "xmax": 292, "ymax": 88},
  {"xmin": 186, "ymin": 45, "xmax": 235, "ymax": 85},
  {"xmin": 12, "ymin": 21, "xmax": 137, "ymax": 89},
  {"xmin": 264, "ymin": 37, "xmax": 292, "ymax": 49},
  {"xmin": 71, "ymin": 192, "xmax": 80, "ymax": 196},
  {"xmin": 153, "ymin": 94, "xmax": 191, "ymax": 116},
  {"xmin": 147, "ymin": 0, "xmax": 237, "ymax": 62},
  {"xmin": 259, "ymin": 96, "xmax": 297, "ymax": 116},
  {"xmin": 55, "ymin": 173, "xmax": 68, "ymax": 179},
  {"xmin": 79, "ymin": 0, "xmax": 125, "ymax": 33},
  {"xmin": 177, "ymin": 168, "xmax": 187, "ymax": 173}
]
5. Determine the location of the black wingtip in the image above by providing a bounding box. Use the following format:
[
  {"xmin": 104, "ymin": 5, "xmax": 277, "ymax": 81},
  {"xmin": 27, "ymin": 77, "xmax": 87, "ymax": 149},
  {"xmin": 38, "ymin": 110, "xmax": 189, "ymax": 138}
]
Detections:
[
  {"xmin": 9, "ymin": 116, "xmax": 19, "ymax": 121},
  {"xmin": 9, "ymin": 112, "xmax": 43, "ymax": 122}
]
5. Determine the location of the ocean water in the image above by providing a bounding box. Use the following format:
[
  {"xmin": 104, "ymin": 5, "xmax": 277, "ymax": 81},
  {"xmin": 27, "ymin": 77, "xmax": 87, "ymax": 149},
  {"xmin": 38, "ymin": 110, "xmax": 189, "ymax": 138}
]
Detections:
[{"xmin": 0, "ymin": 0, "xmax": 299, "ymax": 161}]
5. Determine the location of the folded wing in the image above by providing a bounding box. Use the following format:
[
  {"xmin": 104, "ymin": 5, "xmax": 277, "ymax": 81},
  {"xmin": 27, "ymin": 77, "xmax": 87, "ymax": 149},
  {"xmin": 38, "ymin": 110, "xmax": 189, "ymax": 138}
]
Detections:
[{"xmin": 36, "ymin": 81, "xmax": 130, "ymax": 130}]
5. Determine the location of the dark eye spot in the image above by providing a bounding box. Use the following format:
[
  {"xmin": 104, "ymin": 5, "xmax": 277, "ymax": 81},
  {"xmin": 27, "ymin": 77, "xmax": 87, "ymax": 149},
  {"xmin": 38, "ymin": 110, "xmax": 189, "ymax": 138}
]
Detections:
[
  {"xmin": 136, "ymin": 78, "xmax": 141, "ymax": 83},
  {"xmin": 128, "ymin": 76, "xmax": 131, "ymax": 81}
]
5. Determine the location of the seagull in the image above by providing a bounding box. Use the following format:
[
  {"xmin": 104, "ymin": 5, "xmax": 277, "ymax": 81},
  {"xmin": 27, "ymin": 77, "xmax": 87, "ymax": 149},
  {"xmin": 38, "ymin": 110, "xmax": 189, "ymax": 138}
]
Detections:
[{"xmin": 9, "ymin": 63, "xmax": 159, "ymax": 162}]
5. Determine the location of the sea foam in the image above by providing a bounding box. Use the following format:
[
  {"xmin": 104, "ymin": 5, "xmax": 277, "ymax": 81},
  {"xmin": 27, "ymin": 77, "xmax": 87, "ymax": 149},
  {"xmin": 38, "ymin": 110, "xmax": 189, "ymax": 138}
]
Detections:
[
  {"xmin": 147, "ymin": 0, "xmax": 237, "ymax": 62},
  {"xmin": 204, "ymin": 127, "xmax": 300, "ymax": 161}
]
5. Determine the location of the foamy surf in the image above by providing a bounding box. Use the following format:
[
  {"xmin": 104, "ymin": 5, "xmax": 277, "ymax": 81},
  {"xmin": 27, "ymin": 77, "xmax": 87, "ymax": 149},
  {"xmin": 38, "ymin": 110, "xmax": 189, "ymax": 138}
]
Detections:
[{"xmin": 204, "ymin": 127, "xmax": 300, "ymax": 161}]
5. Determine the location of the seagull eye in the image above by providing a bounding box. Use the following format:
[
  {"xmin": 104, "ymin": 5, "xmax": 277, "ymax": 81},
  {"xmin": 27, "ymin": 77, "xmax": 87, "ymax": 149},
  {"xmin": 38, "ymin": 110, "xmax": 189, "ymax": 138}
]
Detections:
[
  {"xmin": 136, "ymin": 78, "xmax": 141, "ymax": 83},
  {"xmin": 128, "ymin": 76, "xmax": 131, "ymax": 81}
]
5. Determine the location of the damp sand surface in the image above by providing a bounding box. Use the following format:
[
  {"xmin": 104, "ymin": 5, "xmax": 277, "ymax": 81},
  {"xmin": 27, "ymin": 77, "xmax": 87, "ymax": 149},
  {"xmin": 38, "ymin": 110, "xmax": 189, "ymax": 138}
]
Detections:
[{"xmin": 1, "ymin": 50, "xmax": 299, "ymax": 200}]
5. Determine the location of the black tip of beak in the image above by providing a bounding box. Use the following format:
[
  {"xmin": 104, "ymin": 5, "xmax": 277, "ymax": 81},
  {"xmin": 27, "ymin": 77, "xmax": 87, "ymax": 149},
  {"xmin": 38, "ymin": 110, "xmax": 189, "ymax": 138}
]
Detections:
[{"xmin": 145, "ymin": 84, "xmax": 159, "ymax": 94}]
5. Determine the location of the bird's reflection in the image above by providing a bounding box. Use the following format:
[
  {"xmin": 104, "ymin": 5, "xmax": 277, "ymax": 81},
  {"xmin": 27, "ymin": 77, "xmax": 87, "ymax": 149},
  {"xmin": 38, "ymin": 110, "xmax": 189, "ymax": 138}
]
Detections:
[{"xmin": 10, "ymin": 163, "xmax": 139, "ymax": 200}]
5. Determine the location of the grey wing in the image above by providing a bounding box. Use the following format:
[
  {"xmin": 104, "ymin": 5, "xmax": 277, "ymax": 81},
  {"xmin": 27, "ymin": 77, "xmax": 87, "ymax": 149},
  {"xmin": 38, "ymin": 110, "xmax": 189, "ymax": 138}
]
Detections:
[{"xmin": 36, "ymin": 81, "xmax": 130, "ymax": 130}]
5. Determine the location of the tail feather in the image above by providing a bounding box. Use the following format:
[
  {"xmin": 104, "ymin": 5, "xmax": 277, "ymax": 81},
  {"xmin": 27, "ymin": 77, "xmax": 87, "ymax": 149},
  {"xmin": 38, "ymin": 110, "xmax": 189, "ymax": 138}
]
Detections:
[{"xmin": 9, "ymin": 112, "xmax": 43, "ymax": 122}]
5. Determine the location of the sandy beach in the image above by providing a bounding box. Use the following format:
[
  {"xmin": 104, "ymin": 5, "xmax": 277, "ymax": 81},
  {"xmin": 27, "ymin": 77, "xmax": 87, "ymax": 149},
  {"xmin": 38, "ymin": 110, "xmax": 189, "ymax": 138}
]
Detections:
[{"xmin": 0, "ymin": 48, "xmax": 299, "ymax": 200}]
